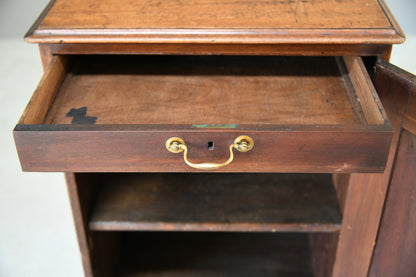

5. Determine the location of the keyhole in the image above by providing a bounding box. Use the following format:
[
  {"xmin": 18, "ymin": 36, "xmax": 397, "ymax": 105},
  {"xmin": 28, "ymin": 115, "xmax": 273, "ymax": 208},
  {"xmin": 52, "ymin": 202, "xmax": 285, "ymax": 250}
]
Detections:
[{"xmin": 207, "ymin": 141, "xmax": 214, "ymax": 151}]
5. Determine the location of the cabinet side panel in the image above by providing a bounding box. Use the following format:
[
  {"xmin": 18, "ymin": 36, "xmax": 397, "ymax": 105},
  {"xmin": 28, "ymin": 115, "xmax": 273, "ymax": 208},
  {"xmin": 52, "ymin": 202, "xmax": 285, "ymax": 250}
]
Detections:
[
  {"xmin": 65, "ymin": 173, "xmax": 95, "ymax": 277},
  {"xmin": 65, "ymin": 173, "xmax": 120, "ymax": 277},
  {"xmin": 369, "ymin": 130, "xmax": 416, "ymax": 277}
]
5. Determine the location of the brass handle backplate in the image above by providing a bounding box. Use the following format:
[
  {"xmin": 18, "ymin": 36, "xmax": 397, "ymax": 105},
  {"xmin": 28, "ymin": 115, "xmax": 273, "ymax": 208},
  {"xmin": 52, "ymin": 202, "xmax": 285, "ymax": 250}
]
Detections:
[{"xmin": 165, "ymin": 135, "xmax": 254, "ymax": 170}]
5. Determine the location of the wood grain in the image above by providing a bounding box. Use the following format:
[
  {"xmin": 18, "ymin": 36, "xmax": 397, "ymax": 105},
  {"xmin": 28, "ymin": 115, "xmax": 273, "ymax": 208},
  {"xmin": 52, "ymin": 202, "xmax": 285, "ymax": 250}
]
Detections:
[
  {"xmin": 368, "ymin": 61, "xmax": 416, "ymax": 277},
  {"xmin": 403, "ymin": 91, "xmax": 416, "ymax": 134},
  {"xmin": 333, "ymin": 174, "xmax": 390, "ymax": 277},
  {"xmin": 41, "ymin": 0, "xmax": 391, "ymax": 29},
  {"xmin": 45, "ymin": 56, "xmax": 359, "ymax": 126},
  {"xmin": 332, "ymin": 58, "xmax": 411, "ymax": 277},
  {"xmin": 65, "ymin": 173, "xmax": 95, "ymax": 277},
  {"xmin": 18, "ymin": 56, "xmax": 69, "ymax": 124},
  {"xmin": 44, "ymin": 43, "xmax": 394, "ymax": 57},
  {"xmin": 343, "ymin": 56, "xmax": 386, "ymax": 125},
  {"xmin": 332, "ymin": 174, "xmax": 350, "ymax": 215},
  {"xmin": 25, "ymin": 0, "xmax": 404, "ymax": 44},
  {"xmin": 39, "ymin": 44, "xmax": 53, "ymax": 72},
  {"xmin": 368, "ymin": 131, "xmax": 416, "ymax": 277},
  {"xmin": 401, "ymin": 70, "xmax": 416, "ymax": 133},
  {"xmin": 309, "ymin": 232, "xmax": 339, "ymax": 277},
  {"xmin": 34, "ymin": 42, "xmax": 394, "ymax": 77},
  {"xmin": 117, "ymin": 232, "xmax": 314, "ymax": 277},
  {"xmin": 89, "ymin": 173, "xmax": 341, "ymax": 232},
  {"xmin": 66, "ymin": 173, "xmax": 120, "ymax": 277},
  {"xmin": 14, "ymin": 126, "xmax": 392, "ymax": 173}
]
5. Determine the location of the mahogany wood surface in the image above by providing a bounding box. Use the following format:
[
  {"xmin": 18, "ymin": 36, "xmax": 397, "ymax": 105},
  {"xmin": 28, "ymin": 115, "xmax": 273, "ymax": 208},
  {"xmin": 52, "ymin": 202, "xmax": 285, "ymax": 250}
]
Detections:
[
  {"xmin": 332, "ymin": 174, "xmax": 350, "ymax": 215},
  {"xmin": 368, "ymin": 62, "xmax": 416, "ymax": 277},
  {"xmin": 19, "ymin": 55, "xmax": 390, "ymax": 127},
  {"xmin": 25, "ymin": 0, "xmax": 404, "ymax": 45},
  {"xmin": 14, "ymin": 125, "xmax": 392, "ymax": 173},
  {"xmin": 18, "ymin": 56, "xmax": 69, "ymax": 125},
  {"xmin": 332, "ymin": 59, "xmax": 412, "ymax": 277},
  {"xmin": 39, "ymin": 44, "xmax": 53, "ymax": 72},
  {"xmin": 45, "ymin": 56, "xmax": 360, "ymax": 125},
  {"xmin": 65, "ymin": 173, "xmax": 95, "ymax": 277},
  {"xmin": 402, "ymin": 73, "xmax": 416, "ymax": 134},
  {"xmin": 44, "ymin": 43, "xmax": 394, "ymax": 57},
  {"xmin": 342, "ymin": 56, "xmax": 386, "ymax": 124},
  {"xmin": 89, "ymin": 173, "xmax": 341, "ymax": 232},
  {"xmin": 403, "ymin": 93, "xmax": 416, "ymax": 133},
  {"xmin": 66, "ymin": 173, "xmax": 120, "ymax": 277},
  {"xmin": 369, "ymin": 131, "xmax": 416, "ymax": 277},
  {"xmin": 116, "ymin": 232, "xmax": 314, "ymax": 277},
  {"xmin": 309, "ymin": 232, "xmax": 339, "ymax": 277}
]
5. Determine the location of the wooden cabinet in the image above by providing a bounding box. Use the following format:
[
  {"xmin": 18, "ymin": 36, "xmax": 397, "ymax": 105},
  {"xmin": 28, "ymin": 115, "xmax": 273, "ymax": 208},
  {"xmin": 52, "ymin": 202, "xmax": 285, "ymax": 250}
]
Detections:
[{"xmin": 14, "ymin": 0, "xmax": 416, "ymax": 276}]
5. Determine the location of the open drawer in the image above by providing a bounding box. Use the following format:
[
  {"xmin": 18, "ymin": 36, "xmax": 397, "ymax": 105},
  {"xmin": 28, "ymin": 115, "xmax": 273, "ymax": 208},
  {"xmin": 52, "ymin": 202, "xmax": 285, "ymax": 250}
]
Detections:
[{"xmin": 14, "ymin": 55, "xmax": 392, "ymax": 172}]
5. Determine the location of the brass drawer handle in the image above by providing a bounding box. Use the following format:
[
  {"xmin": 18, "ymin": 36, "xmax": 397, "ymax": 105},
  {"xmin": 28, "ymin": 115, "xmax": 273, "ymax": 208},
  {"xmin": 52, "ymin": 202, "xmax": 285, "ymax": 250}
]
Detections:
[{"xmin": 166, "ymin": 135, "xmax": 254, "ymax": 170}]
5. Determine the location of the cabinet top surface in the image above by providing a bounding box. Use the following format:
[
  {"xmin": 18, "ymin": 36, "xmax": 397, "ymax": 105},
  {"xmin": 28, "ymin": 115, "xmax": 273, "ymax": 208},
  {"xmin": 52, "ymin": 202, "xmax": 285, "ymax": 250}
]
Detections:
[{"xmin": 26, "ymin": 0, "xmax": 404, "ymax": 44}]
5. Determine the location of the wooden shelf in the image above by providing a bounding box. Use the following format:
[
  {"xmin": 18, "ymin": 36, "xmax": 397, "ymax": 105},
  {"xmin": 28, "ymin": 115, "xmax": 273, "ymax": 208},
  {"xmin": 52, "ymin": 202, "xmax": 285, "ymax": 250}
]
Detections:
[
  {"xmin": 116, "ymin": 232, "xmax": 314, "ymax": 277},
  {"xmin": 89, "ymin": 173, "xmax": 341, "ymax": 232}
]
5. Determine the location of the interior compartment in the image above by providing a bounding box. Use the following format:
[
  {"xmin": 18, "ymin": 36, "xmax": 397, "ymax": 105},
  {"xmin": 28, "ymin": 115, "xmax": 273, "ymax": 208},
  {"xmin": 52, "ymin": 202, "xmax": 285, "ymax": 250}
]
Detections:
[
  {"xmin": 78, "ymin": 172, "xmax": 340, "ymax": 277},
  {"xmin": 43, "ymin": 55, "xmax": 378, "ymax": 125}
]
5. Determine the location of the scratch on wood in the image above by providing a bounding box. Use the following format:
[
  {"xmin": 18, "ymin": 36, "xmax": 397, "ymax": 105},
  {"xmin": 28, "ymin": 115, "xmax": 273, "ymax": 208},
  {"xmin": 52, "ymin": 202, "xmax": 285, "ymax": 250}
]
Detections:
[{"xmin": 288, "ymin": 0, "xmax": 310, "ymax": 23}]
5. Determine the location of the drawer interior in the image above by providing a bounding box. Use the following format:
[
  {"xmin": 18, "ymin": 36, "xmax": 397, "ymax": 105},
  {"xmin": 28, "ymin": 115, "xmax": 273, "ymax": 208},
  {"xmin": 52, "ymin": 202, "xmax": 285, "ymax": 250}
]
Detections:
[{"xmin": 32, "ymin": 55, "xmax": 384, "ymax": 126}]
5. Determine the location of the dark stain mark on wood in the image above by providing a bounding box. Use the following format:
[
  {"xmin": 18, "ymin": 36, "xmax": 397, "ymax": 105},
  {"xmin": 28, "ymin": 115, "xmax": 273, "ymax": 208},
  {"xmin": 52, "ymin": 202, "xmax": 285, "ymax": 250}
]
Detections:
[{"xmin": 66, "ymin": 107, "xmax": 97, "ymax": 124}]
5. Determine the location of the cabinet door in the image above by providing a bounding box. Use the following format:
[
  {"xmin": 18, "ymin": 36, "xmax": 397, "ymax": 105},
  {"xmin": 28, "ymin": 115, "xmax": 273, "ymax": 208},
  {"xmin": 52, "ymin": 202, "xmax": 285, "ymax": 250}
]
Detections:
[{"xmin": 368, "ymin": 59, "xmax": 416, "ymax": 277}]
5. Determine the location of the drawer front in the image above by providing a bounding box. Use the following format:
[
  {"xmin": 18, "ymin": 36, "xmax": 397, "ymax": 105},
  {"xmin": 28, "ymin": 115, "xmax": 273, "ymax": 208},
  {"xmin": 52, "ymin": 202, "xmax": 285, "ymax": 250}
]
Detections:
[
  {"xmin": 14, "ymin": 125, "xmax": 391, "ymax": 172},
  {"xmin": 14, "ymin": 55, "xmax": 393, "ymax": 173}
]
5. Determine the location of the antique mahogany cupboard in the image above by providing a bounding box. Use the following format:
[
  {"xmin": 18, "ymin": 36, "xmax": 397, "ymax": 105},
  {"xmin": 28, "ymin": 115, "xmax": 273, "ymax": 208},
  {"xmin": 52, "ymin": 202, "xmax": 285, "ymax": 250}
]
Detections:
[{"xmin": 14, "ymin": 0, "xmax": 416, "ymax": 276}]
